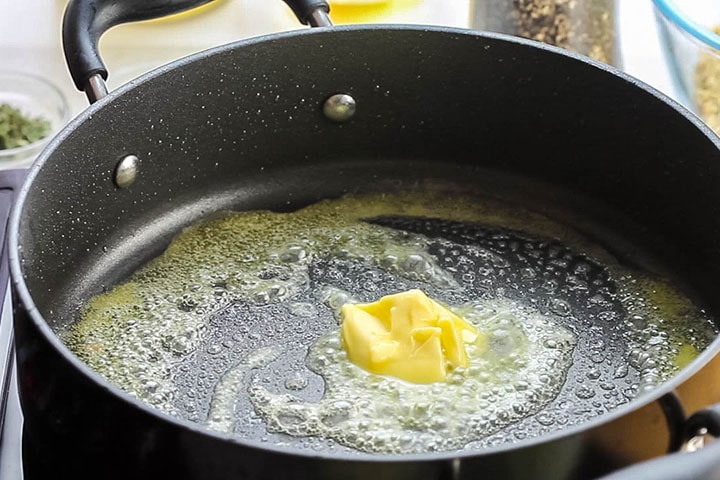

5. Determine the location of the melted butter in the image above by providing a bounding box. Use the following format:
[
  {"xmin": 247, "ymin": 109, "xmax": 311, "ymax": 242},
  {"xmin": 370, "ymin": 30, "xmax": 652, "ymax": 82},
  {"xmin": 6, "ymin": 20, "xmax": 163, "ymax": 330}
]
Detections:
[
  {"xmin": 249, "ymin": 297, "xmax": 575, "ymax": 453},
  {"xmin": 341, "ymin": 289, "xmax": 481, "ymax": 383},
  {"xmin": 63, "ymin": 191, "xmax": 719, "ymax": 454}
]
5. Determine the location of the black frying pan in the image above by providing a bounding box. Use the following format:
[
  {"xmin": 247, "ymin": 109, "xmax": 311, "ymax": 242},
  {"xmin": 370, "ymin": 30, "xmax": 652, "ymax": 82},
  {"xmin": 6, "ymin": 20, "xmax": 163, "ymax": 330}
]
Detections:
[{"xmin": 8, "ymin": 0, "xmax": 720, "ymax": 478}]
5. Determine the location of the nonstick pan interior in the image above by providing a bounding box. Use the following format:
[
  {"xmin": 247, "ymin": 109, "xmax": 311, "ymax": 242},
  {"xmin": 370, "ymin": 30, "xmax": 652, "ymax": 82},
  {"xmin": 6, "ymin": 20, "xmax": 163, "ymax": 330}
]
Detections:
[
  {"xmin": 12, "ymin": 26, "xmax": 720, "ymax": 461},
  {"xmin": 43, "ymin": 160, "xmax": 720, "ymax": 457}
]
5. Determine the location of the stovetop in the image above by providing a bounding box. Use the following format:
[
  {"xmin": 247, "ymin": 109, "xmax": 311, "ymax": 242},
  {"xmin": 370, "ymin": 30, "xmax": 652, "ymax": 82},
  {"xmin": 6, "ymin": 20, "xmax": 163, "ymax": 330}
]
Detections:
[{"xmin": 0, "ymin": 169, "xmax": 30, "ymax": 480}]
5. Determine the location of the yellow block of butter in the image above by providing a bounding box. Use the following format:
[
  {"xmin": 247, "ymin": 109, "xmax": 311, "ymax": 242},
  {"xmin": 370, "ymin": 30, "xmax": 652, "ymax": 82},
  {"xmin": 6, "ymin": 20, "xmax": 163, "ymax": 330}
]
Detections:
[{"xmin": 340, "ymin": 290, "xmax": 480, "ymax": 383}]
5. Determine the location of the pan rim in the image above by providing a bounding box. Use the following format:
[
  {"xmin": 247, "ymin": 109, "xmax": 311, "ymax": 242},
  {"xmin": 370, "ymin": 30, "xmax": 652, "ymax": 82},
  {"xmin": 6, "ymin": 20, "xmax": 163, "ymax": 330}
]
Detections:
[{"xmin": 9, "ymin": 23, "xmax": 720, "ymax": 462}]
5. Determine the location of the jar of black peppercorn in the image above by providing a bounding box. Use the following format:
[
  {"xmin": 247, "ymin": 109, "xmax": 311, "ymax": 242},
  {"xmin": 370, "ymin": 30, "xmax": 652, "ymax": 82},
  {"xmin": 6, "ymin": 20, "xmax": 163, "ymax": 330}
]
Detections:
[{"xmin": 470, "ymin": 0, "xmax": 619, "ymax": 66}]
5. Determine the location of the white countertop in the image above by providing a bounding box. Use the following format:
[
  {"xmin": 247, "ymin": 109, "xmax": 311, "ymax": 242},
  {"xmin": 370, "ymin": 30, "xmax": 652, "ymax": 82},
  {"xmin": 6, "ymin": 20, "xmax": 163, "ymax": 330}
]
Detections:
[{"xmin": 0, "ymin": 0, "xmax": 675, "ymax": 166}]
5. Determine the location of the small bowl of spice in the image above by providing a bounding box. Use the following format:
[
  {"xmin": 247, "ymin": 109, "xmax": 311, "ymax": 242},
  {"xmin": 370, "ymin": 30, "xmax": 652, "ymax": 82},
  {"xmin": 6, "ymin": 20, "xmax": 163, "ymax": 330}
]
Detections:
[
  {"xmin": 0, "ymin": 71, "xmax": 69, "ymax": 166},
  {"xmin": 653, "ymin": 0, "xmax": 720, "ymax": 134}
]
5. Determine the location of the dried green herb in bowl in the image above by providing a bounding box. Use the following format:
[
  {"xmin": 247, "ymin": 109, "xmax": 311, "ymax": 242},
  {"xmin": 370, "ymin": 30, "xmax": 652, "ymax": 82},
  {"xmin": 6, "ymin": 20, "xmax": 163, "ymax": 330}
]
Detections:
[
  {"xmin": 0, "ymin": 103, "xmax": 52, "ymax": 150},
  {"xmin": 0, "ymin": 71, "xmax": 69, "ymax": 165}
]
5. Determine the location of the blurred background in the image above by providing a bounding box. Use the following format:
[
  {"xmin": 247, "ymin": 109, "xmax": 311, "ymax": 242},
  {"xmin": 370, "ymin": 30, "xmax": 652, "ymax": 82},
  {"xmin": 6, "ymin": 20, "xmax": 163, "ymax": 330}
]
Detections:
[{"xmin": 0, "ymin": 0, "xmax": 718, "ymax": 166}]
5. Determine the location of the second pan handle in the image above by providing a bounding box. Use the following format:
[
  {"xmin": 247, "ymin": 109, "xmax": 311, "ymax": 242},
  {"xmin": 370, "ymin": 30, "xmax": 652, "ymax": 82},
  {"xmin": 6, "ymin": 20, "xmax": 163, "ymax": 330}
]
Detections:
[
  {"xmin": 601, "ymin": 402, "xmax": 720, "ymax": 480},
  {"xmin": 62, "ymin": 0, "xmax": 331, "ymax": 103}
]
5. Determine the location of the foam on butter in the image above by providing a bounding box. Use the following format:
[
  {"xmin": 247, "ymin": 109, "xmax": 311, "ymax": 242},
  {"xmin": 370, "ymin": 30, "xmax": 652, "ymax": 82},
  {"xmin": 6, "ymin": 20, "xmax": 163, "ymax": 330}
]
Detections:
[{"xmin": 63, "ymin": 191, "xmax": 718, "ymax": 454}]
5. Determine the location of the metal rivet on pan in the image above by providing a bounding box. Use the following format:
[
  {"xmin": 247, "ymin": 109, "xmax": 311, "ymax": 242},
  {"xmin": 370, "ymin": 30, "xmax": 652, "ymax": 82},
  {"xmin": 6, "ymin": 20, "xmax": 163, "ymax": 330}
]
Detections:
[
  {"xmin": 323, "ymin": 93, "xmax": 356, "ymax": 122},
  {"xmin": 114, "ymin": 155, "xmax": 139, "ymax": 189}
]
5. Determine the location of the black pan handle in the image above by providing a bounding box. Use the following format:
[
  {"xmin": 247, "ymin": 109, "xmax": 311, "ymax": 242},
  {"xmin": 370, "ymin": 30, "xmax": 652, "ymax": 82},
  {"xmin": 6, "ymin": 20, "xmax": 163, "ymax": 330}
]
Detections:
[
  {"xmin": 600, "ymin": 403, "xmax": 720, "ymax": 480},
  {"xmin": 63, "ymin": 0, "xmax": 331, "ymax": 104},
  {"xmin": 284, "ymin": 0, "xmax": 332, "ymax": 26},
  {"xmin": 63, "ymin": 0, "xmax": 216, "ymax": 102}
]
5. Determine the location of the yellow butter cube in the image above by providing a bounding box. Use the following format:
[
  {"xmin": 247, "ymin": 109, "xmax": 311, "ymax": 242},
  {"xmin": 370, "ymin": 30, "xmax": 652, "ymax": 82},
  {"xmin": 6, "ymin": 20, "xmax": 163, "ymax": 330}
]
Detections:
[{"xmin": 340, "ymin": 290, "xmax": 481, "ymax": 383}]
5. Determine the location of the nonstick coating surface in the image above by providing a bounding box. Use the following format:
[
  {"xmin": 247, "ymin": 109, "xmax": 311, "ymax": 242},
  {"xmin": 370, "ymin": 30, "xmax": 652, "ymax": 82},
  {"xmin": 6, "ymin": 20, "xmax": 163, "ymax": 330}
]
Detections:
[
  {"xmin": 157, "ymin": 202, "xmax": 662, "ymax": 455},
  {"xmin": 50, "ymin": 164, "xmax": 719, "ymax": 457}
]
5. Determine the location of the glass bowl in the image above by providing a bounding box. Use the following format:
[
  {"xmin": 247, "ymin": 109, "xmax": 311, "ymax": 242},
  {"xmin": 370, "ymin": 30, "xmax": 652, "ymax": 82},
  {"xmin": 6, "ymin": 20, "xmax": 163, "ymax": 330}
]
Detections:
[
  {"xmin": 0, "ymin": 71, "xmax": 70, "ymax": 166},
  {"xmin": 653, "ymin": 0, "xmax": 720, "ymax": 133}
]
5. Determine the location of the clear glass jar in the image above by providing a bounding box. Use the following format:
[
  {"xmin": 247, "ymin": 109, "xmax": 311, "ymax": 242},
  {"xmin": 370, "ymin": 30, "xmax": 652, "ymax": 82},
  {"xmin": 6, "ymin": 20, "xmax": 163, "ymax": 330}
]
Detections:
[
  {"xmin": 470, "ymin": 0, "xmax": 619, "ymax": 66},
  {"xmin": 653, "ymin": 0, "xmax": 720, "ymax": 134}
]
